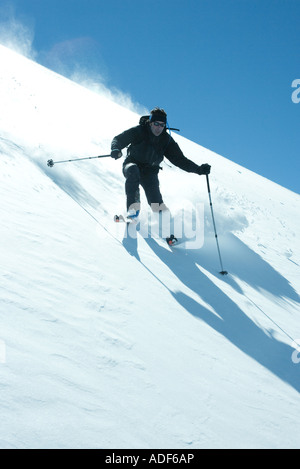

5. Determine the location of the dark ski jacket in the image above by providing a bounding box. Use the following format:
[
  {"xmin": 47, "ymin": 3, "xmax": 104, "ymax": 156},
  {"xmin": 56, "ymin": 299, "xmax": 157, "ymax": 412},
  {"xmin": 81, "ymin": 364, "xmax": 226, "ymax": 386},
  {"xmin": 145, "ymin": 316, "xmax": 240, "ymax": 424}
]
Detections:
[{"xmin": 111, "ymin": 123, "xmax": 200, "ymax": 173}]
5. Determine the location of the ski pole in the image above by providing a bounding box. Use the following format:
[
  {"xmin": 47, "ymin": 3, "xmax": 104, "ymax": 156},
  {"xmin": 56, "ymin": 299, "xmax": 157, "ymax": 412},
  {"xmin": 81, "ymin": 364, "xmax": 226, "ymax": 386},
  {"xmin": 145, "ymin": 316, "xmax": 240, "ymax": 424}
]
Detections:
[
  {"xmin": 206, "ymin": 174, "xmax": 228, "ymax": 275},
  {"xmin": 47, "ymin": 154, "xmax": 111, "ymax": 168}
]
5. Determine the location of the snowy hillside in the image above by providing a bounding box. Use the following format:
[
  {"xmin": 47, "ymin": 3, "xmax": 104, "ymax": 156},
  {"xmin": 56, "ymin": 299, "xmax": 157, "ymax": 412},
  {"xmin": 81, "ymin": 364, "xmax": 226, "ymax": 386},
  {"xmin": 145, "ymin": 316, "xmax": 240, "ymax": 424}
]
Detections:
[{"xmin": 0, "ymin": 44, "xmax": 299, "ymax": 449}]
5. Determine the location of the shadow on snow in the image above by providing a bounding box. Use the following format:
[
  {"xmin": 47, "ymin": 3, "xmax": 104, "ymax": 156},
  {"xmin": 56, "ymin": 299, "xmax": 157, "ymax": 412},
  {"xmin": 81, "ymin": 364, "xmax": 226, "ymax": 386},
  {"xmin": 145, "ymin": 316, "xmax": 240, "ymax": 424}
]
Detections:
[{"xmin": 140, "ymin": 234, "xmax": 300, "ymax": 394}]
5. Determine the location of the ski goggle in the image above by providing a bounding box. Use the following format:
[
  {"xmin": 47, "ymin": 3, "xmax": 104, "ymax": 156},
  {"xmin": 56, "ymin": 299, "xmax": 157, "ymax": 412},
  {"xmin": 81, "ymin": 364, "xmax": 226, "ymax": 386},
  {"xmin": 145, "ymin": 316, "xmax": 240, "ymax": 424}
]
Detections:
[{"xmin": 152, "ymin": 121, "xmax": 166, "ymax": 128}]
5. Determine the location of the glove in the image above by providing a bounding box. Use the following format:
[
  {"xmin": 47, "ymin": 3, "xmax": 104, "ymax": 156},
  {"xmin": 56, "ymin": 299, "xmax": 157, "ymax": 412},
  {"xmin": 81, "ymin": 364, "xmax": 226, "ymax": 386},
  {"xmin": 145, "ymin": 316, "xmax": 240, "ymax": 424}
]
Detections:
[
  {"xmin": 197, "ymin": 163, "xmax": 211, "ymax": 175},
  {"xmin": 111, "ymin": 149, "xmax": 122, "ymax": 160}
]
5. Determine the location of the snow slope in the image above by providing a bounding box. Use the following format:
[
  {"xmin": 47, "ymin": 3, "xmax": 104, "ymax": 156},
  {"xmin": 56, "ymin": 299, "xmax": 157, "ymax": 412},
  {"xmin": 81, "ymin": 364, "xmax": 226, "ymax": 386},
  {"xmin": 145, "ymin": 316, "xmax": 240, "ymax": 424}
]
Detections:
[{"xmin": 0, "ymin": 44, "xmax": 299, "ymax": 449}]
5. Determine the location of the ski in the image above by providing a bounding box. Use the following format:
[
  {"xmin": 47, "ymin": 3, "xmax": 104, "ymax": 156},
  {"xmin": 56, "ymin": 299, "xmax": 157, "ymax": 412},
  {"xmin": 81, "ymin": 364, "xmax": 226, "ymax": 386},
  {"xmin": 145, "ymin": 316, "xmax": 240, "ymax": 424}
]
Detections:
[
  {"xmin": 114, "ymin": 214, "xmax": 139, "ymax": 224},
  {"xmin": 114, "ymin": 215, "xmax": 180, "ymax": 247}
]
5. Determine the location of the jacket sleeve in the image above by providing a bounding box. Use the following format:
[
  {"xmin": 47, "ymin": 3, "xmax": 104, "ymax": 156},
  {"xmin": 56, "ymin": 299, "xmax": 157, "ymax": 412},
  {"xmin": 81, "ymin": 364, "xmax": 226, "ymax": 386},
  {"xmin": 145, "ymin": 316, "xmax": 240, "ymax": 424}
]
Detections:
[
  {"xmin": 111, "ymin": 126, "xmax": 143, "ymax": 152},
  {"xmin": 164, "ymin": 138, "xmax": 200, "ymax": 173}
]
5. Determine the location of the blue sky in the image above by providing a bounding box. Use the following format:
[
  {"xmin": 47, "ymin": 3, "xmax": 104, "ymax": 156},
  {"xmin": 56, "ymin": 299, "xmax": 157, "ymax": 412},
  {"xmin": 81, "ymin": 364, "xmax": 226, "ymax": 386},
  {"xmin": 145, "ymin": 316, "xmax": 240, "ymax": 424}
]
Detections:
[{"xmin": 1, "ymin": 0, "xmax": 299, "ymax": 193}]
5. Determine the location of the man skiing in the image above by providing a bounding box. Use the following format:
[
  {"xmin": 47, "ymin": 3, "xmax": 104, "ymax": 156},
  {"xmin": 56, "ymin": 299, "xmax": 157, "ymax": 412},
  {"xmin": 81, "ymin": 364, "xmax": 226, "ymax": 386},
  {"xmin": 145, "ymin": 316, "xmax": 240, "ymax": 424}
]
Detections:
[{"xmin": 111, "ymin": 108, "xmax": 210, "ymax": 243}]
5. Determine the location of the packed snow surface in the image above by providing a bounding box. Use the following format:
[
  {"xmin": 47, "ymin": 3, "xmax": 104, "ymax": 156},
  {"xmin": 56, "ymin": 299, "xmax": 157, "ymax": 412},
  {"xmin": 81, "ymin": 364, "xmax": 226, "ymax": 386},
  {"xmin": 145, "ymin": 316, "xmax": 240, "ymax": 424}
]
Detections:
[{"xmin": 0, "ymin": 44, "xmax": 299, "ymax": 449}]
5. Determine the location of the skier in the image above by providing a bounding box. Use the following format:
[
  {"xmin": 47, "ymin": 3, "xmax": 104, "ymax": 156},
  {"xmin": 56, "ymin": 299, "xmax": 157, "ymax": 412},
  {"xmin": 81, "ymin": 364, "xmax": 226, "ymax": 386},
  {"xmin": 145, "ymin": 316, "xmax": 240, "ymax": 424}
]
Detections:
[{"xmin": 111, "ymin": 108, "xmax": 210, "ymax": 243}]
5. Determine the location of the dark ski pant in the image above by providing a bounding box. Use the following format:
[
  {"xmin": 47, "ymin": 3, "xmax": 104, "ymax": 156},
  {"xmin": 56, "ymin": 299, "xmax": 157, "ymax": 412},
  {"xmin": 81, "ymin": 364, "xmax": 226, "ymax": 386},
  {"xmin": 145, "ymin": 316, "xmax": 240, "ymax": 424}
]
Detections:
[{"xmin": 123, "ymin": 162, "xmax": 167, "ymax": 212}]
